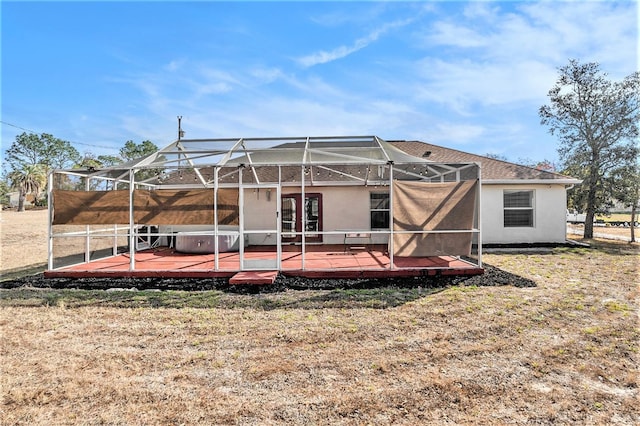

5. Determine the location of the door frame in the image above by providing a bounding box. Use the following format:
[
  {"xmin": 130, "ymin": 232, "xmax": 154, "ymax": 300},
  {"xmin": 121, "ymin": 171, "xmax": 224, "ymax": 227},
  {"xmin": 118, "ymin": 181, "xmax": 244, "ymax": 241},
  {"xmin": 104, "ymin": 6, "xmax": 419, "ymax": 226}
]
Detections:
[
  {"xmin": 281, "ymin": 192, "xmax": 323, "ymax": 243},
  {"xmin": 239, "ymin": 184, "xmax": 281, "ymax": 271}
]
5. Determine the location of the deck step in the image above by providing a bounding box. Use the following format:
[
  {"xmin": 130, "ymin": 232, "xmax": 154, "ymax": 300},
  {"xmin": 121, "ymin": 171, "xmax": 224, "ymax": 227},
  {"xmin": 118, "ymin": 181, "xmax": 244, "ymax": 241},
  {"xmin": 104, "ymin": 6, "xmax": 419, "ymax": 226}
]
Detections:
[{"xmin": 229, "ymin": 270, "xmax": 278, "ymax": 285}]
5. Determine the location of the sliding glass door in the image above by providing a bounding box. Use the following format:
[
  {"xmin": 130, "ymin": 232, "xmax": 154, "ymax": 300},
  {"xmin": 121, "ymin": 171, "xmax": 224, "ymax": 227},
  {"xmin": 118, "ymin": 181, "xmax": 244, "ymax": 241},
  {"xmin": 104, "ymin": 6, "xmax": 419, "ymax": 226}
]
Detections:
[{"xmin": 281, "ymin": 193, "xmax": 322, "ymax": 243}]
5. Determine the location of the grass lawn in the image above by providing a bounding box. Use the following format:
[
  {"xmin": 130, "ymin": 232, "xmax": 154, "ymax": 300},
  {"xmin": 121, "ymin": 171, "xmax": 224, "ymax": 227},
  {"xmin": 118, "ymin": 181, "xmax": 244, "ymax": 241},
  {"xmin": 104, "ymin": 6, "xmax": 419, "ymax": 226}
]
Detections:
[{"xmin": 1, "ymin": 239, "xmax": 638, "ymax": 425}]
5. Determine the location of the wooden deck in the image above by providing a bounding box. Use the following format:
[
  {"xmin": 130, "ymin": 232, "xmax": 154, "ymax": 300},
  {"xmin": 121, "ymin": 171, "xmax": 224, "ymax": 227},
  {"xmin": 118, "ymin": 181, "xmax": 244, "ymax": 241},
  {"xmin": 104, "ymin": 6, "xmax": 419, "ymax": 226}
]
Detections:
[{"xmin": 44, "ymin": 245, "xmax": 483, "ymax": 280}]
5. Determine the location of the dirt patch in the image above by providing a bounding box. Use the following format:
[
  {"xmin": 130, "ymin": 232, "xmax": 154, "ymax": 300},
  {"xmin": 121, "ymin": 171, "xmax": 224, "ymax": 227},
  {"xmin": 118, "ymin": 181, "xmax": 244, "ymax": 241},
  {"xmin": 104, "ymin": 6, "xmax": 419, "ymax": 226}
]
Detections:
[
  {"xmin": 568, "ymin": 223, "xmax": 639, "ymax": 242},
  {"xmin": 0, "ymin": 209, "xmax": 49, "ymax": 272}
]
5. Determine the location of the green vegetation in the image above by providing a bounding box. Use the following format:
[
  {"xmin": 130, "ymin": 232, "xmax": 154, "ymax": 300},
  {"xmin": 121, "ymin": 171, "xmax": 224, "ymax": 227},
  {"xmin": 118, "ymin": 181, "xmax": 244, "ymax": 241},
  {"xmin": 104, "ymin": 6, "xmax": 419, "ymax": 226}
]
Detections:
[{"xmin": 540, "ymin": 60, "xmax": 639, "ymax": 238}]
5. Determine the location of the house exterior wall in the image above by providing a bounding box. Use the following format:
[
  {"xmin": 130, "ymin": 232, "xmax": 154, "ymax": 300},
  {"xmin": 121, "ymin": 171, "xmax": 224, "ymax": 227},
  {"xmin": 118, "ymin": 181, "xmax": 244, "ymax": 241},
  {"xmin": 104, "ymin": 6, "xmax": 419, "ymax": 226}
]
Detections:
[
  {"xmin": 280, "ymin": 186, "xmax": 379, "ymax": 245},
  {"xmin": 8, "ymin": 192, "xmax": 35, "ymax": 208},
  {"xmin": 243, "ymin": 186, "xmax": 387, "ymax": 245},
  {"xmin": 245, "ymin": 183, "xmax": 568, "ymax": 246},
  {"xmin": 481, "ymin": 184, "xmax": 568, "ymax": 244}
]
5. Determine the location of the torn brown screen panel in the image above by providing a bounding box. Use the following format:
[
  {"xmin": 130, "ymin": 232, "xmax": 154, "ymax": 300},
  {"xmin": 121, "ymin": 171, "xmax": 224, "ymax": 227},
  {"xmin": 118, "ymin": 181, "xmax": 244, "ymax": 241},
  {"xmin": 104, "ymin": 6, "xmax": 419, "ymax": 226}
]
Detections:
[
  {"xmin": 52, "ymin": 190, "xmax": 130, "ymax": 225},
  {"xmin": 392, "ymin": 180, "xmax": 477, "ymax": 257},
  {"xmin": 133, "ymin": 189, "xmax": 239, "ymax": 225}
]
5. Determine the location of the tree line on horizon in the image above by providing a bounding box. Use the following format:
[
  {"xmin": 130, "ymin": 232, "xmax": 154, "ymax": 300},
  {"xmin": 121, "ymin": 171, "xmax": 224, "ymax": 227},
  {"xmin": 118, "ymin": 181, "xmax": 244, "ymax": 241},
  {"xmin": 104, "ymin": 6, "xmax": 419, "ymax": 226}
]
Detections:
[
  {"xmin": 1, "ymin": 60, "xmax": 638, "ymax": 241},
  {"xmin": 1, "ymin": 137, "xmax": 158, "ymax": 212}
]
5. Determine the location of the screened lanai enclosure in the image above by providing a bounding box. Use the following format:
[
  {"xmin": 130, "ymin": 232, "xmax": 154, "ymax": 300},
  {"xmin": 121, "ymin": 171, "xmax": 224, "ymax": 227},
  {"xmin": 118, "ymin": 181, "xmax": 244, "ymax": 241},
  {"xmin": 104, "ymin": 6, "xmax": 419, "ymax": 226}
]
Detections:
[{"xmin": 46, "ymin": 136, "xmax": 483, "ymax": 280}]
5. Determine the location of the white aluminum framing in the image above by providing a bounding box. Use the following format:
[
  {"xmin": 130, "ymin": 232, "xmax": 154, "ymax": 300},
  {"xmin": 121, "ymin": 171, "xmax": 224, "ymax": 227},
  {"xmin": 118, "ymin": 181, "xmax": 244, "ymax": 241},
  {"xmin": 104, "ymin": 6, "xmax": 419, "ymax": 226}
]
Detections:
[{"xmin": 47, "ymin": 136, "xmax": 482, "ymax": 273}]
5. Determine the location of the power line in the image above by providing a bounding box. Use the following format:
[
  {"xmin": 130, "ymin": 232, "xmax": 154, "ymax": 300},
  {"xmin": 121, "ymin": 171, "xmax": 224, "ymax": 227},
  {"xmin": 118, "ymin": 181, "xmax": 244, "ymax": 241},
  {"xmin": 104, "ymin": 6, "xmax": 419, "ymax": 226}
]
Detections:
[
  {"xmin": 0, "ymin": 121, "xmax": 36, "ymax": 133},
  {"xmin": 1, "ymin": 120, "xmax": 120, "ymax": 152}
]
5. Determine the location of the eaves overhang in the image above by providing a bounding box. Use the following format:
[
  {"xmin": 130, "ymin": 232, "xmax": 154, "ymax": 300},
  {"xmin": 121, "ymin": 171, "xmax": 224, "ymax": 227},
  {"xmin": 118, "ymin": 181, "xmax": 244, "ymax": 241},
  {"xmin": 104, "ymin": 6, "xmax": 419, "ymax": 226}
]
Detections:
[{"xmin": 482, "ymin": 179, "xmax": 582, "ymax": 185}]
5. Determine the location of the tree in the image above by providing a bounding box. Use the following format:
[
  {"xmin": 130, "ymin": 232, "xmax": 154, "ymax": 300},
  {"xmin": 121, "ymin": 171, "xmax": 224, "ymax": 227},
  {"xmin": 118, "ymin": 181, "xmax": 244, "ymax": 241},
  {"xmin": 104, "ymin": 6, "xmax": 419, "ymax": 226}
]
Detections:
[
  {"xmin": 97, "ymin": 154, "xmax": 123, "ymax": 167},
  {"xmin": 73, "ymin": 140, "xmax": 159, "ymax": 187},
  {"xmin": 539, "ymin": 60, "xmax": 640, "ymax": 238},
  {"xmin": 119, "ymin": 140, "xmax": 158, "ymax": 162},
  {"xmin": 5, "ymin": 132, "xmax": 80, "ymax": 172},
  {"xmin": 485, "ymin": 153, "xmax": 559, "ymax": 173},
  {"xmin": 8, "ymin": 164, "xmax": 46, "ymax": 211},
  {"xmin": 562, "ymin": 163, "xmax": 612, "ymax": 215},
  {"xmin": 78, "ymin": 140, "xmax": 158, "ymax": 168},
  {"xmin": 4, "ymin": 133, "xmax": 79, "ymax": 211},
  {"xmin": 516, "ymin": 158, "xmax": 559, "ymax": 172},
  {"xmin": 0, "ymin": 178, "xmax": 10, "ymax": 207},
  {"xmin": 609, "ymin": 161, "xmax": 640, "ymax": 242},
  {"xmin": 110, "ymin": 140, "xmax": 159, "ymax": 183},
  {"xmin": 75, "ymin": 153, "xmax": 104, "ymax": 170},
  {"xmin": 485, "ymin": 153, "xmax": 509, "ymax": 161}
]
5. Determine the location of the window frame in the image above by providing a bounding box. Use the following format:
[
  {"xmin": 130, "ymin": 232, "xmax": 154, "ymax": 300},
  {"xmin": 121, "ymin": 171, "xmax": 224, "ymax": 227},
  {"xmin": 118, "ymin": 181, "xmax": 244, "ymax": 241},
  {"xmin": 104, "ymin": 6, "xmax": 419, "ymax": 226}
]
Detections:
[
  {"xmin": 503, "ymin": 189, "xmax": 535, "ymax": 228},
  {"xmin": 370, "ymin": 191, "xmax": 390, "ymax": 230}
]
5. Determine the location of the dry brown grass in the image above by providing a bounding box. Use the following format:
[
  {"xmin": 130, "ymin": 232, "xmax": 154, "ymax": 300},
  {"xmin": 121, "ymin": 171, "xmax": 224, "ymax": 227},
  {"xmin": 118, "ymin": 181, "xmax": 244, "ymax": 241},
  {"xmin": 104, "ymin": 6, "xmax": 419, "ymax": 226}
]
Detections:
[
  {"xmin": 1, "ymin": 209, "xmax": 49, "ymax": 272},
  {"xmin": 1, "ymin": 210, "xmax": 129, "ymax": 279},
  {"xmin": 568, "ymin": 223, "xmax": 639, "ymax": 241},
  {"xmin": 1, "ymin": 239, "xmax": 638, "ymax": 425}
]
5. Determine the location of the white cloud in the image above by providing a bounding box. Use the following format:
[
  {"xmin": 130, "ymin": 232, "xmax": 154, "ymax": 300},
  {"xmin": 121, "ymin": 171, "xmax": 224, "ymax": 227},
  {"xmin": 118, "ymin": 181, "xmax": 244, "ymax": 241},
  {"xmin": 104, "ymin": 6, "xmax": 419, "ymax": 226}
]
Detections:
[
  {"xmin": 519, "ymin": 1, "xmax": 638, "ymax": 77},
  {"xmin": 103, "ymin": 0, "xmax": 635, "ymax": 163},
  {"xmin": 249, "ymin": 67, "xmax": 285, "ymax": 85},
  {"xmin": 164, "ymin": 59, "xmax": 186, "ymax": 72},
  {"xmin": 462, "ymin": 2, "xmax": 501, "ymax": 22},
  {"xmin": 431, "ymin": 122, "xmax": 485, "ymax": 144},
  {"xmin": 415, "ymin": 58, "xmax": 558, "ymax": 113},
  {"xmin": 297, "ymin": 17, "xmax": 415, "ymax": 68},
  {"xmin": 427, "ymin": 21, "xmax": 488, "ymax": 48},
  {"xmin": 414, "ymin": 1, "xmax": 636, "ymax": 114},
  {"xmin": 187, "ymin": 68, "xmax": 238, "ymax": 99}
]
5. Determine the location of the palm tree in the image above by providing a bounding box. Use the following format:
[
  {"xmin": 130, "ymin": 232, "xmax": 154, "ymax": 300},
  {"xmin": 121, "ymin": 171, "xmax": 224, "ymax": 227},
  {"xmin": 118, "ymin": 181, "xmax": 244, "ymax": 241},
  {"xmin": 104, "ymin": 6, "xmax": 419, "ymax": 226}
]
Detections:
[{"xmin": 9, "ymin": 164, "xmax": 46, "ymax": 212}]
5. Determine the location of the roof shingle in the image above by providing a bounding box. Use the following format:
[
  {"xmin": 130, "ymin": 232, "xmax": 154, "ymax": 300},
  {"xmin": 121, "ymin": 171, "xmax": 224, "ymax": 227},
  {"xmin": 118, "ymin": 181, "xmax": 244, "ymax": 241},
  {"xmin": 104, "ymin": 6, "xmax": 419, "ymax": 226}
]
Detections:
[{"xmin": 390, "ymin": 140, "xmax": 580, "ymax": 183}]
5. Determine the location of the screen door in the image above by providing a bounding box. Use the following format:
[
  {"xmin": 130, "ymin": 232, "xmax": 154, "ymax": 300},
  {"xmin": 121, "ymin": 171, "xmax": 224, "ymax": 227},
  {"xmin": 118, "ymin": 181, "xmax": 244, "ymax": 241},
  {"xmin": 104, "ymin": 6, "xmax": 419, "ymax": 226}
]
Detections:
[{"xmin": 241, "ymin": 186, "xmax": 280, "ymax": 270}]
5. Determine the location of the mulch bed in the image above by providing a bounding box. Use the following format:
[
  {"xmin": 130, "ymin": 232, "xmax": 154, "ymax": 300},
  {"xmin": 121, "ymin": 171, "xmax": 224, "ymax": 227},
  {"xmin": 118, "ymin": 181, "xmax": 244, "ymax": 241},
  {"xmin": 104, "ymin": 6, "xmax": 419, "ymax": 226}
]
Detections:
[{"xmin": 0, "ymin": 264, "xmax": 536, "ymax": 292}]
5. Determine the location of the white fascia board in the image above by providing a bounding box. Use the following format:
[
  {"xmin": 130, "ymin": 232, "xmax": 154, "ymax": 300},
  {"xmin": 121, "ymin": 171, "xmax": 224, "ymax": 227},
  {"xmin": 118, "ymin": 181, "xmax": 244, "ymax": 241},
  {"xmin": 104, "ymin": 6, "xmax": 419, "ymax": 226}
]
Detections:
[{"xmin": 482, "ymin": 179, "xmax": 582, "ymax": 185}]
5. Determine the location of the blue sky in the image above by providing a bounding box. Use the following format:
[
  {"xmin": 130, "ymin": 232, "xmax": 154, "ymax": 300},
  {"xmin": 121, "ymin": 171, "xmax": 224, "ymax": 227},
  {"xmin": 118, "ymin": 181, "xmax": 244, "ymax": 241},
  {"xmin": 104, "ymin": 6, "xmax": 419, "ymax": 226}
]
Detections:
[{"xmin": 1, "ymin": 1, "xmax": 637, "ymax": 165}]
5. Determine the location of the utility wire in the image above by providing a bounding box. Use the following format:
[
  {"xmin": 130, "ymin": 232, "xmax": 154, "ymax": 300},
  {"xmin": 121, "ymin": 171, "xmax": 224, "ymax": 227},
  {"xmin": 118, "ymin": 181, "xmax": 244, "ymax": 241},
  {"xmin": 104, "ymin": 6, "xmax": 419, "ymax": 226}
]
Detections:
[{"xmin": 1, "ymin": 120, "xmax": 120, "ymax": 153}]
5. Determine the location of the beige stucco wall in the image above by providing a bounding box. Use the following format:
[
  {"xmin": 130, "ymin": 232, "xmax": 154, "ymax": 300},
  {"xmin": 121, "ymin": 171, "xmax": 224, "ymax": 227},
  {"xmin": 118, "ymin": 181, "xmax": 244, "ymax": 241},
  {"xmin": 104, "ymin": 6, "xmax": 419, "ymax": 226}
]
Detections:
[
  {"xmin": 166, "ymin": 183, "xmax": 569, "ymax": 246},
  {"xmin": 286, "ymin": 186, "xmax": 371, "ymax": 243},
  {"xmin": 245, "ymin": 186, "xmax": 389, "ymax": 245},
  {"xmin": 481, "ymin": 184, "xmax": 568, "ymax": 244}
]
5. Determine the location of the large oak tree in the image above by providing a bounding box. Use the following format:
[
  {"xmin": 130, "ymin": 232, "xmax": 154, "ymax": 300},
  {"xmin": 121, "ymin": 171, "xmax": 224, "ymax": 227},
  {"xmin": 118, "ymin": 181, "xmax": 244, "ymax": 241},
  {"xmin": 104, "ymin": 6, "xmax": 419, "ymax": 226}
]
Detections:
[{"xmin": 539, "ymin": 60, "xmax": 639, "ymax": 238}]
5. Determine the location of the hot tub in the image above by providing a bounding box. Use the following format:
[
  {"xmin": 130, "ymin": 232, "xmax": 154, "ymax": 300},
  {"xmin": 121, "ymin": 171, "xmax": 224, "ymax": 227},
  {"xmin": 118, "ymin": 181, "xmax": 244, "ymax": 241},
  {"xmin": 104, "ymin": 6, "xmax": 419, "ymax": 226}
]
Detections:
[{"xmin": 175, "ymin": 231, "xmax": 241, "ymax": 254}]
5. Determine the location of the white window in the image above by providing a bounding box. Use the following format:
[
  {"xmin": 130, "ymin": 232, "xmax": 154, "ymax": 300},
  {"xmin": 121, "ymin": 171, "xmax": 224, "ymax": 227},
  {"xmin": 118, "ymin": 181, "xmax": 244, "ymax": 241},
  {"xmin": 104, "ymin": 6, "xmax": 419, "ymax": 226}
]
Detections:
[
  {"xmin": 504, "ymin": 190, "xmax": 534, "ymax": 227},
  {"xmin": 370, "ymin": 192, "xmax": 389, "ymax": 229}
]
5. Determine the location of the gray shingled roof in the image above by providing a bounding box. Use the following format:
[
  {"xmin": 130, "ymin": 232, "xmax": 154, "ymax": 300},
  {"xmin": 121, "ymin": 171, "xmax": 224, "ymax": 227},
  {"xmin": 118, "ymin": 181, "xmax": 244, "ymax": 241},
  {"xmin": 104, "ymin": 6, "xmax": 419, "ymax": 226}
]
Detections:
[{"xmin": 390, "ymin": 140, "xmax": 580, "ymax": 184}]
